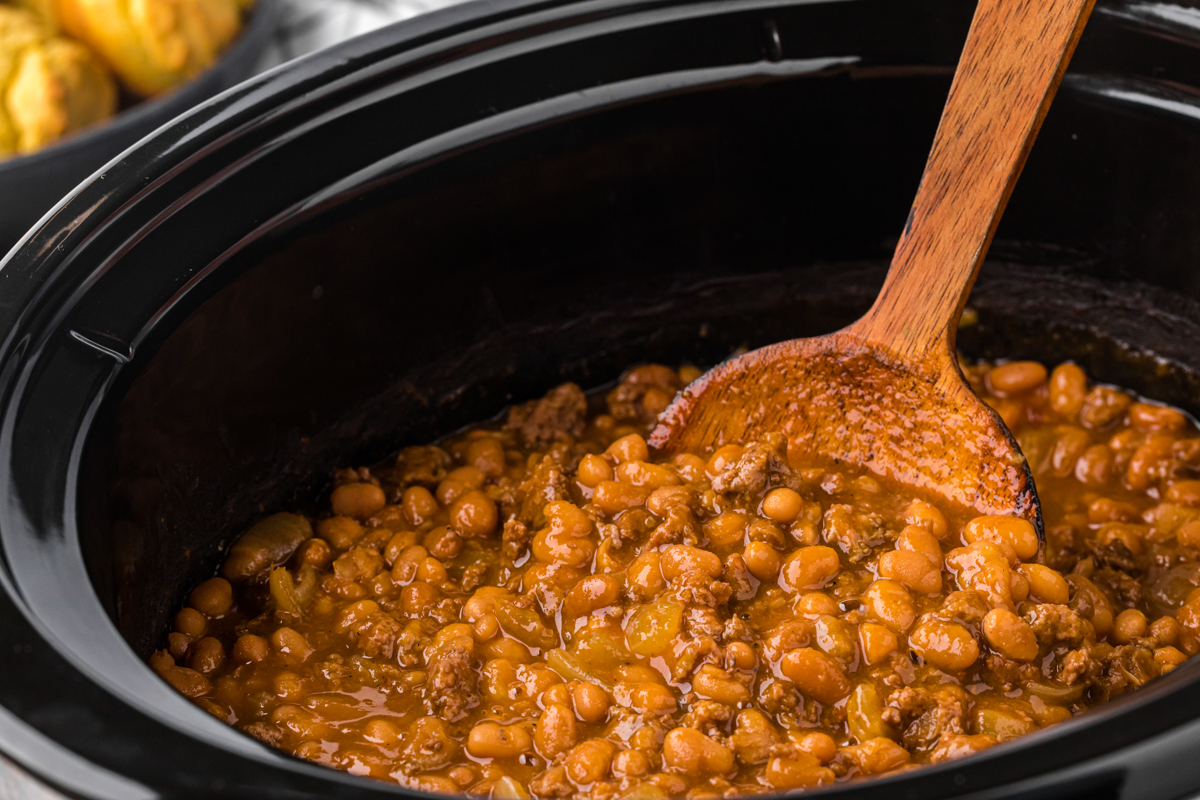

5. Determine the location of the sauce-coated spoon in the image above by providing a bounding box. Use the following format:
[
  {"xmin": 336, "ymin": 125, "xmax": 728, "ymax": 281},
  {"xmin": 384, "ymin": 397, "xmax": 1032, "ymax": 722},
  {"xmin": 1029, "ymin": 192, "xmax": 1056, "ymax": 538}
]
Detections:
[{"xmin": 650, "ymin": 0, "xmax": 1097, "ymax": 532}]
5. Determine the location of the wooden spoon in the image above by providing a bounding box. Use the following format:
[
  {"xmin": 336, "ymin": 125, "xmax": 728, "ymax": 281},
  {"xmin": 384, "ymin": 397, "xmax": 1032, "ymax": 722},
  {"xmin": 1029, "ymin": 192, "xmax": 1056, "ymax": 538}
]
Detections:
[{"xmin": 650, "ymin": 0, "xmax": 1096, "ymax": 532}]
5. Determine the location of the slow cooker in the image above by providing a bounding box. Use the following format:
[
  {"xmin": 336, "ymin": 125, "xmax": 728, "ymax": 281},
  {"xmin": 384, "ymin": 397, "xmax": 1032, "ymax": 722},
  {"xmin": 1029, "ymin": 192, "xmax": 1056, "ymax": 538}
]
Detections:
[{"xmin": 3, "ymin": 0, "xmax": 1200, "ymax": 796}]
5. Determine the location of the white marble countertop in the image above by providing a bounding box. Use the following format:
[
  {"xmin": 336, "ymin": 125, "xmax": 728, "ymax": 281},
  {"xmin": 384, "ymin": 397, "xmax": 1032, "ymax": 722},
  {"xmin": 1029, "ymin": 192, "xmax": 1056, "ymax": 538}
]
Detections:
[{"xmin": 257, "ymin": 0, "xmax": 470, "ymax": 70}]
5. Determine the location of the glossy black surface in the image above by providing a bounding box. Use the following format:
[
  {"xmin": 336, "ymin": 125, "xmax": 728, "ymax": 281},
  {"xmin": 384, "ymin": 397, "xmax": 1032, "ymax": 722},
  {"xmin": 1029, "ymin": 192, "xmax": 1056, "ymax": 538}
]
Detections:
[
  {"xmin": 0, "ymin": 0, "xmax": 279, "ymax": 257},
  {"xmin": 3, "ymin": 0, "xmax": 1200, "ymax": 797}
]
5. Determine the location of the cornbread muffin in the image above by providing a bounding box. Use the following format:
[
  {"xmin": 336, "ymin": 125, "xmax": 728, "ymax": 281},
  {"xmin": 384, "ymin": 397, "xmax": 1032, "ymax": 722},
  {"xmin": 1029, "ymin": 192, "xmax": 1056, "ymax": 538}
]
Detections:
[
  {"xmin": 0, "ymin": 5, "xmax": 114, "ymax": 159},
  {"xmin": 55, "ymin": 0, "xmax": 249, "ymax": 96}
]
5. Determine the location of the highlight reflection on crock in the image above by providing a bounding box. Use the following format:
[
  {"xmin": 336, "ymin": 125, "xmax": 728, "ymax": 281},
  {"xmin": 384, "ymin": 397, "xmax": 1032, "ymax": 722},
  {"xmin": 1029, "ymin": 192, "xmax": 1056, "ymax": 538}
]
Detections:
[
  {"xmin": 152, "ymin": 359, "xmax": 1199, "ymax": 795},
  {"xmin": 0, "ymin": 0, "xmax": 252, "ymax": 160}
]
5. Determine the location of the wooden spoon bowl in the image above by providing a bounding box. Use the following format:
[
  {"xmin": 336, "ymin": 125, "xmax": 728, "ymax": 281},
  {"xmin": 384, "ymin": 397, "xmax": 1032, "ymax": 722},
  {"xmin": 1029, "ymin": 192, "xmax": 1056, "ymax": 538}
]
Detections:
[{"xmin": 651, "ymin": 0, "xmax": 1098, "ymax": 534}]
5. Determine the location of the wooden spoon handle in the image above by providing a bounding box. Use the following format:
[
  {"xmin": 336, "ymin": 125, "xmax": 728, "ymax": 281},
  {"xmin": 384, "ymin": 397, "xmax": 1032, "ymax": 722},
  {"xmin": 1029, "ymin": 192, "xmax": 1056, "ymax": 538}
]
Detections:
[{"xmin": 851, "ymin": 0, "xmax": 1095, "ymax": 365}]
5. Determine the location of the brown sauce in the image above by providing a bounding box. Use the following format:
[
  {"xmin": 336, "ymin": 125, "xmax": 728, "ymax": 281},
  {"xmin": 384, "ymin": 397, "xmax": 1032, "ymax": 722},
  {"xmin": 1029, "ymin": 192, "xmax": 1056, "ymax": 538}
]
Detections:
[{"xmin": 149, "ymin": 359, "xmax": 1200, "ymax": 797}]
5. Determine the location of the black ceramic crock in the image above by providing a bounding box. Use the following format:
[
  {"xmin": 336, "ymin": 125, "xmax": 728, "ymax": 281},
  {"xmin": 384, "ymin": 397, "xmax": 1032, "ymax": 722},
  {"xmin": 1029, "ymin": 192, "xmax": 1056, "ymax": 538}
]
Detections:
[{"xmin": 3, "ymin": 0, "xmax": 1200, "ymax": 797}]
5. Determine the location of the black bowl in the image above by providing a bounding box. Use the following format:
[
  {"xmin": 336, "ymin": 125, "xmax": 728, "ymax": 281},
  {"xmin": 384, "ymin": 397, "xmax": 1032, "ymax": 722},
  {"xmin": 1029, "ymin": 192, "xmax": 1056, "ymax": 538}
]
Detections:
[
  {"xmin": 0, "ymin": 0, "xmax": 279, "ymax": 257},
  {"xmin": 3, "ymin": 0, "xmax": 1200, "ymax": 797}
]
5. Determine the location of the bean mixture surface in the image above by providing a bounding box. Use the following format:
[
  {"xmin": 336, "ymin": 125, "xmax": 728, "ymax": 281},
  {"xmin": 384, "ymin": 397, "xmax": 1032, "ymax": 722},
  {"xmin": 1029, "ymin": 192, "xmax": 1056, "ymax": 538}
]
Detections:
[{"xmin": 151, "ymin": 360, "xmax": 1200, "ymax": 797}]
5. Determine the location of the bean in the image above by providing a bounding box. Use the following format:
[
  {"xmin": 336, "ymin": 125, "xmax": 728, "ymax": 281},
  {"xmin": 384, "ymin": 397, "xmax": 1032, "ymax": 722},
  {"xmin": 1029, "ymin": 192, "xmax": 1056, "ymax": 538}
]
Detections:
[
  {"xmin": 879, "ymin": 549, "xmax": 942, "ymax": 595},
  {"xmin": 605, "ymin": 434, "xmax": 649, "ymax": 464},
  {"xmin": 401, "ymin": 581, "xmax": 439, "ymax": 616},
  {"xmin": 317, "ymin": 516, "xmax": 365, "ymax": 551},
  {"xmin": 331, "ymin": 482, "xmax": 387, "ymax": 520},
  {"xmin": 962, "ymin": 516, "xmax": 1039, "ymax": 561},
  {"xmin": 1048, "ymin": 427, "xmax": 1091, "ymax": 478},
  {"xmin": 467, "ymin": 722, "xmax": 533, "ymax": 758},
  {"xmin": 1010, "ymin": 569, "xmax": 1030, "ymax": 603},
  {"xmin": 448, "ymin": 463, "xmax": 486, "ymax": 488},
  {"xmin": 904, "ymin": 500, "xmax": 948, "ymax": 539},
  {"xmin": 572, "ymin": 681, "xmax": 611, "ymax": 723},
  {"xmin": 436, "ymin": 478, "xmax": 470, "ymax": 507},
  {"xmin": 743, "ymin": 542, "xmax": 781, "ymax": 582},
  {"xmin": 577, "ymin": 454, "xmax": 613, "ymax": 488},
  {"xmin": 795, "ymin": 592, "xmax": 839, "ymax": 616},
  {"xmin": 661, "ymin": 545, "xmax": 722, "ymax": 580},
  {"xmin": 705, "ymin": 445, "xmax": 746, "ymax": 476},
  {"xmin": 612, "ymin": 749, "xmax": 650, "ymax": 778},
  {"xmin": 232, "ymin": 634, "xmax": 270, "ymax": 663},
  {"xmin": 842, "ymin": 737, "xmax": 911, "ymax": 775},
  {"xmin": 531, "ymin": 529, "xmax": 595, "ymax": 568},
  {"xmin": 423, "ymin": 526, "xmax": 463, "ymax": 560},
  {"xmin": 1112, "ymin": 609, "xmax": 1148, "ymax": 644},
  {"xmin": 363, "ymin": 718, "xmax": 403, "ymax": 748},
  {"xmin": 615, "ymin": 460, "xmax": 681, "ymax": 489},
  {"xmin": 626, "ymin": 550, "xmax": 664, "ymax": 602},
  {"xmin": 1168, "ymin": 480, "xmax": 1200, "ymax": 508},
  {"xmin": 672, "ymin": 454, "xmax": 707, "ymax": 482},
  {"xmin": 727, "ymin": 641, "xmax": 757, "ymax": 670},
  {"xmin": 661, "ymin": 728, "xmax": 734, "ymax": 775},
  {"xmin": 778, "ymin": 546, "xmax": 841, "ymax": 593},
  {"xmin": 982, "ymin": 608, "xmax": 1038, "ymax": 661},
  {"xmin": 271, "ymin": 626, "xmax": 313, "ymax": 665},
  {"xmin": 450, "ymin": 490, "xmax": 498, "ymax": 537},
  {"xmin": 416, "ymin": 557, "xmax": 447, "ymax": 584},
  {"xmin": 566, "ymin": 739, "xmax": 617, "ymax": 784},
  {"xmin": 189, "ymin": 577, "xmax": 233, "ymax": 617},
  {"xmin": 908, "ymin": 617, "xmax": 980, "ymax": 671},
  {"xmin": 704, "ymin": 511, "xmax": 748, "ymax": 548},
  {"xmin": 1080, "ymin": 386, "xmax": 1133, "ymax": 430},
  {"xmin": 780, "ymin": 648, "xmax": 850, "ymax": 704},
  {"xmin": 165, "ymin": 633, "xmax": 190, "ymax": 661},
  {"xmin": 1017, "ymin": 563, "xmax": 1069, "ymax": 604},
  {"xmin": 987, "ymin": 361, "xmax": 1047, "ymax": 396},
  {"xmin": 1075, "ymin": 444, "xmax": 1113, "ymax": 485},
  {"xmin": 1130, "ymin": 402, "xmax": 1188, "ymax": 432},
  {"xmin": 294, "ymin": 537, "xmax": 333, "ymax": 570},
  {"xmin": 761, "ymin": 488, "xmax": 804, "ymax": 523},
  {"xmin": 863, "ymin": 579, "xmax": 916, "ymax": 633},
  {"xmin": 1150, "ymin": 616, "xmax": 1181, "ymax": 647},
  {"xmin": 274, "ymin": 671, "xmax": 304, "ymax": 702},
  {"xmin": 1179, "ymin": 520, "xmax": 1200, "ymax": 548},
  {"xmin": 763, "ymin": 755, "xmax": 833, "ymax": 790},
  {"xmin": 402, "ymin": 486, "xmax": 439, "ymax": 524},
  {"xmin": 563, "ymin": 575, "xmax": 621, "ymax": 618},
  {"xmin": 592, "ymin": 481, "xmax": 651, "ymax": 515},
  {"xmin": 896, "ymin": 526, "xmax": 943, "ymax": 566},
  {"xmin": 335, "ymin": 598, "xmax": 380, "ymax": 633},
  {"xmin": 466, "ymin": 437, "xmax": 507, "ymax": 478},
  {"xmin": 187, "ymin": 637, "xmax": 226, "ymax": 673},
  {"xmin": 173, "ymin": 607, "xmax": 207, "ymax": 638},
  {"xmin": 163, "ymin": 666, "xmax": 211, "ymax": 698},
  {"xmin": 535, "ymin": 703, "xmax": 578, "ymax": 759},
  {"xmin": 1127, "ymin": 434, "xmax": 1175, "ymax": 491},
  {"xmin": 1049, "ymin": 363, "xmax": 1087, "ymax": 417},
  {"xmin": 812, "ymin": 615, "xmax": 855, "ymax": 660},
  {"xmin": 1088, "ymin": 497, "xmax": 1140, "ymax": 524},
  {"xmin": 692, "ymin": 664, "xmax": 750, "ymax": 705},
  {"xmin": 793, "ymin": 732, "xmax": 837, "ymax": 765},
  {"xmin": 614, "ymin": 682, "xmax": 677, "ymax": 714}
]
